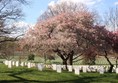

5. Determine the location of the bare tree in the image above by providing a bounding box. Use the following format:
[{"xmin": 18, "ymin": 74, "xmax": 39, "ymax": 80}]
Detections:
[
  {"xmin": 104, "ymin": 6, "xmax": 118, "ymax": 31},
  {"xmin": 0, "ymin": 41, "xmax": 17, "ymax": 60},
  {"xmin": 0, "ymin": 0, "xmax": 28, "ymax": 43}
]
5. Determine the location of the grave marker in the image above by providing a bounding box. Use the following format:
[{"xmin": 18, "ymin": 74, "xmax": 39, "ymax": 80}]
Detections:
[
  {"xmin": 8, "ymin": 61, "xmax": 12, "ymax": 68},
  {"xmin": 56, "ymin": 65, "xmax": 62, "ymax": 73}
]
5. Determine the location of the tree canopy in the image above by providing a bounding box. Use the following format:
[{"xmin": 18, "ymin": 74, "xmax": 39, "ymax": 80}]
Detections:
[
  {"xmin": 20, "ymin": 1, "xmax": 118, "ymax": 72},
  {"xmin": 0, "ymin": 0, "xmax": 28, "ymax": 43}
]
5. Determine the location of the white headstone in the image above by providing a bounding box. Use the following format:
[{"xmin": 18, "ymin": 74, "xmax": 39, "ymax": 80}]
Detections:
[
  {"xmin": 46, "ymin": 65, "xmax": 51, "ymax": 68},
  {"xmin": 82, "ymin": 66, "xmax": 87, "ymax": 73},
  {"xmin": 31, "ymin": 63, "xmax": 35, "ymax": 67},
  {"xmin": 67, "ymin": 65, "xmax": 73, "ymax": 72},
  {"xmin": 62, "ymin": 65, "xmax": 66, "ymax": 70},
  {"xmin": 4, "ymin": 60, "xmax": 8, "ymax": 65},
  {"xmin": 8, "ymin": 61, "xmax": 12, "ymax": 68},
  {"xmin": 24, "ymin": 62, "xmax": 27, "ymax": 66},
  {"xmin": 99, "ymin": 66, "xmax": 104, "ymax": 74},
  {"xmin": 20, "ymin": 62, "xmax": 24, "ymax": 67},
  {"xmin": 90, "ymin": 66, "xmax": 96, "ymax": 72},
  {"xmin": 15, "ymin": 61, "xmax": 19, "ymax": 67},
  {"xmin": 12, "ymin": 61, "xmax": 15, "ymax": 66},
  {"xmin": 56, "ymin": 65, "xmax": 62, "ymax": 73},
  {"xmin": 74, "ymin": 66, "xmax": 80, "ymax": 75},
  {"xmin": 87, "ymin": 66, "xmax": 91, "ymax": 72},
  {"xmin": 37, "ymin": 63, "xmax": 44, "ymax": 71},
  {"xmin": 116, "ymin": 68, "xmax": 118, "ymax": 74},
  {"xmin": 112, "ymin": 67, "xmax": 116, "ymax": 72},
  {"xmin": 52, "ymin": 64, "xmax": 57, "ymax": 70},
  {"xmin": 105, "ymin": 66, "xmax": 109, "ymax": 72},
  {"xmin": 27, "ymin": 62, "xmax": 31, "ymax": 68}
]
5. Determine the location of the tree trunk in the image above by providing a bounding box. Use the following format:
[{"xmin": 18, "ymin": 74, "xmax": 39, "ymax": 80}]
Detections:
[
  {"xmin": 62, "ymin": 59, "xmax": 68, "ymax": 70},
  {"xmin": 67, "ymin": 51, "xmax": 74, "ymax": 65},
  {"xmin": 116, "ymin": 57, "xmax": 118, "ymax": 68},
  {"xmin": 53, "ymin": 49, "xmax": 73, "ymax": 70},
  {"xmin": 44, "ymin": 55, "xmax": 47, "ymax": 64},
  {"xmin": 68, "ymin": 54, "xmax": 73, "ymax": 65},
  {"xmin": 104, "ymin": 51, "xmax": 113, "ymax": 73}
]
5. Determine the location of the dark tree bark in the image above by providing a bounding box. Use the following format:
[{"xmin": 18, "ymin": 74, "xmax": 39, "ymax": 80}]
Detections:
[
  {"xmin": 67, "ymin": 50, "xmax": 74, "ymax": 65},
  {"xmin": 104, "ymin": 50, "xmax": 114, "ymax": 73},
  {"xmin": 62, "ymin": 59, "xmax": 68, "ymax": 70},
  {"xmin": 116, "ymin": 57, "xmax": 118, "ymax": 68},
  {"xmin": 54, "ymin": 49, "xmax": 74, "ymax": 70}
]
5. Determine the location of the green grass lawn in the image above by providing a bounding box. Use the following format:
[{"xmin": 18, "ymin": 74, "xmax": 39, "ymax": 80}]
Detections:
[{"xmin": 0, "ymin": 63, "xmax": 118, "ymax": 83}]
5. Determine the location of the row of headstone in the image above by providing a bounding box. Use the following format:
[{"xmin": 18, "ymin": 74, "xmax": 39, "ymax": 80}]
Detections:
[
  {"xmin": 52, "ymin": 64, "xmax": 79, "ymax": 74},
  {"xmin": 73, "ymin": 65, "xmax": 105, "ymax": 75},
  {"xmin": 3, "ymin": 60, "xmax": 118, "ymax": 74},
  {"xmin": 27, "ymin": 62, "xmax": 36, "ymax": 68},
  {"xmin": 3, "ymin": 60, "xmax": 36, "ymax": 68},
  {"xmin": 51, "ymin": 64, "xmax": 118, "ymax": 75},
  {"xmin": 4, "ymin": 60, "xmax": 48, "ymax": 71}
]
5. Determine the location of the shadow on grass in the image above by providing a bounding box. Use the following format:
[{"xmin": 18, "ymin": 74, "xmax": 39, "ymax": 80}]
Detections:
[
  {"xmin": 1, "ymin": 69, "xmax": 35, "ymax": 83},
  {"xmin": 0, "ymin": 76, "xmax": 106, "ymax": 83},
  {"xmin": 0, "ymin": 69, "xmax": 116, "ymax": 83}
]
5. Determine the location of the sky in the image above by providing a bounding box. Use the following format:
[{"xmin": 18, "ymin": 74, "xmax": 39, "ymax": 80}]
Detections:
[{"xmin": 22, "ymin": 0, "xmax": 118, "ymax": 25}]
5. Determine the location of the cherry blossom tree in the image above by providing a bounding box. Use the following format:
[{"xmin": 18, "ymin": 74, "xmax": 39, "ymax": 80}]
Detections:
[
  {"xmin": 111, "ymin": 31, "xmax": 118, "ymax": 68},
  {"xmin": 20, "ymin": 8, "xmax": 97, "ymax": 69},
  {"xmin": 20, "ymin": 1, "xmax": 118, "ymax": 72},
  {"xmin": 78, "ymin": 25, "xmax": 118, "ymax": 72}
]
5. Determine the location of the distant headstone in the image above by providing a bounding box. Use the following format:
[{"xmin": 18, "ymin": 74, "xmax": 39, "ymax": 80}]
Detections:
[
  {"xmin": 62, "ymin": 65, "xmax": 66, "ymax": 70},
  {"xmin": 56, "ymin": 65, "xmax": 62, "ymax": 73},
  {"xmin": 99, "ymin": 66, "xmax": 104, "ymax": 74},
  {"xmin": 46, "ymin": 65, "xmax": 51, "ymax": 68},
  {"xmin": 37, "ymin": 63, "xmax": 44, "ymax": 71},
  {"xmin": 112, "ymin": 67, "xmax": 116, "ymax": 72},
  {"xmin": 27, "ymin": 62, "xmax": 31, "ymax": 68},
  {"xmin": 24, "ymin": 62, "xmax": 28, "ymax": 66},
  {"xmin": 82, "ymin": 66, "xmax": 87, "ymax": 73},
  {"xmin": 12, "ymin": 61, "xmax": 15, "ymax": 66},
  {"xmin": 15, "ymin": 61, "xmax": 19, "ymax": 67},
  {"xmin": 20, "ymin": 62, "xmax": 24, "ymax": 67},
  {"xmin": 116, "ymin": 68, "xmax": 118, "ymax": 74},
  {"xmin": 31, "ymin": 63, "xmax": 35, "ymax": 67},
  {"xmin": 105, "ymin": 66, "xmax": 109, "ymax": 72},
  {"xmin": 67, "ymin": 65, "xmax": 73, "ymax": 72},
  {"xmin": 87, "ymin": 66, "xmax": 91, "ymax": 72},
  {"xmin": 90, "ymin": 66, "xmax": 96, "ymax": 72},
  {"xmin": 4, "ymin": 60, "xmax": 8, "ymax": 65},
  {"xmin": 52, "ymin": 64, "xmax": 57, "ymax": 70},
  {"xmin": 74, "ymin": 66, "xmax": 80, "ymax": 75},
  {"xmin": 8, "ymin": 61, "xmax": 12, "ymax": 68}
]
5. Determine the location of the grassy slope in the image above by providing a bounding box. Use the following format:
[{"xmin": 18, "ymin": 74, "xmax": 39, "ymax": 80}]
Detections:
[{"xmin": 0, "ymin": 64, "xmax": 118, "ymax": 83}]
